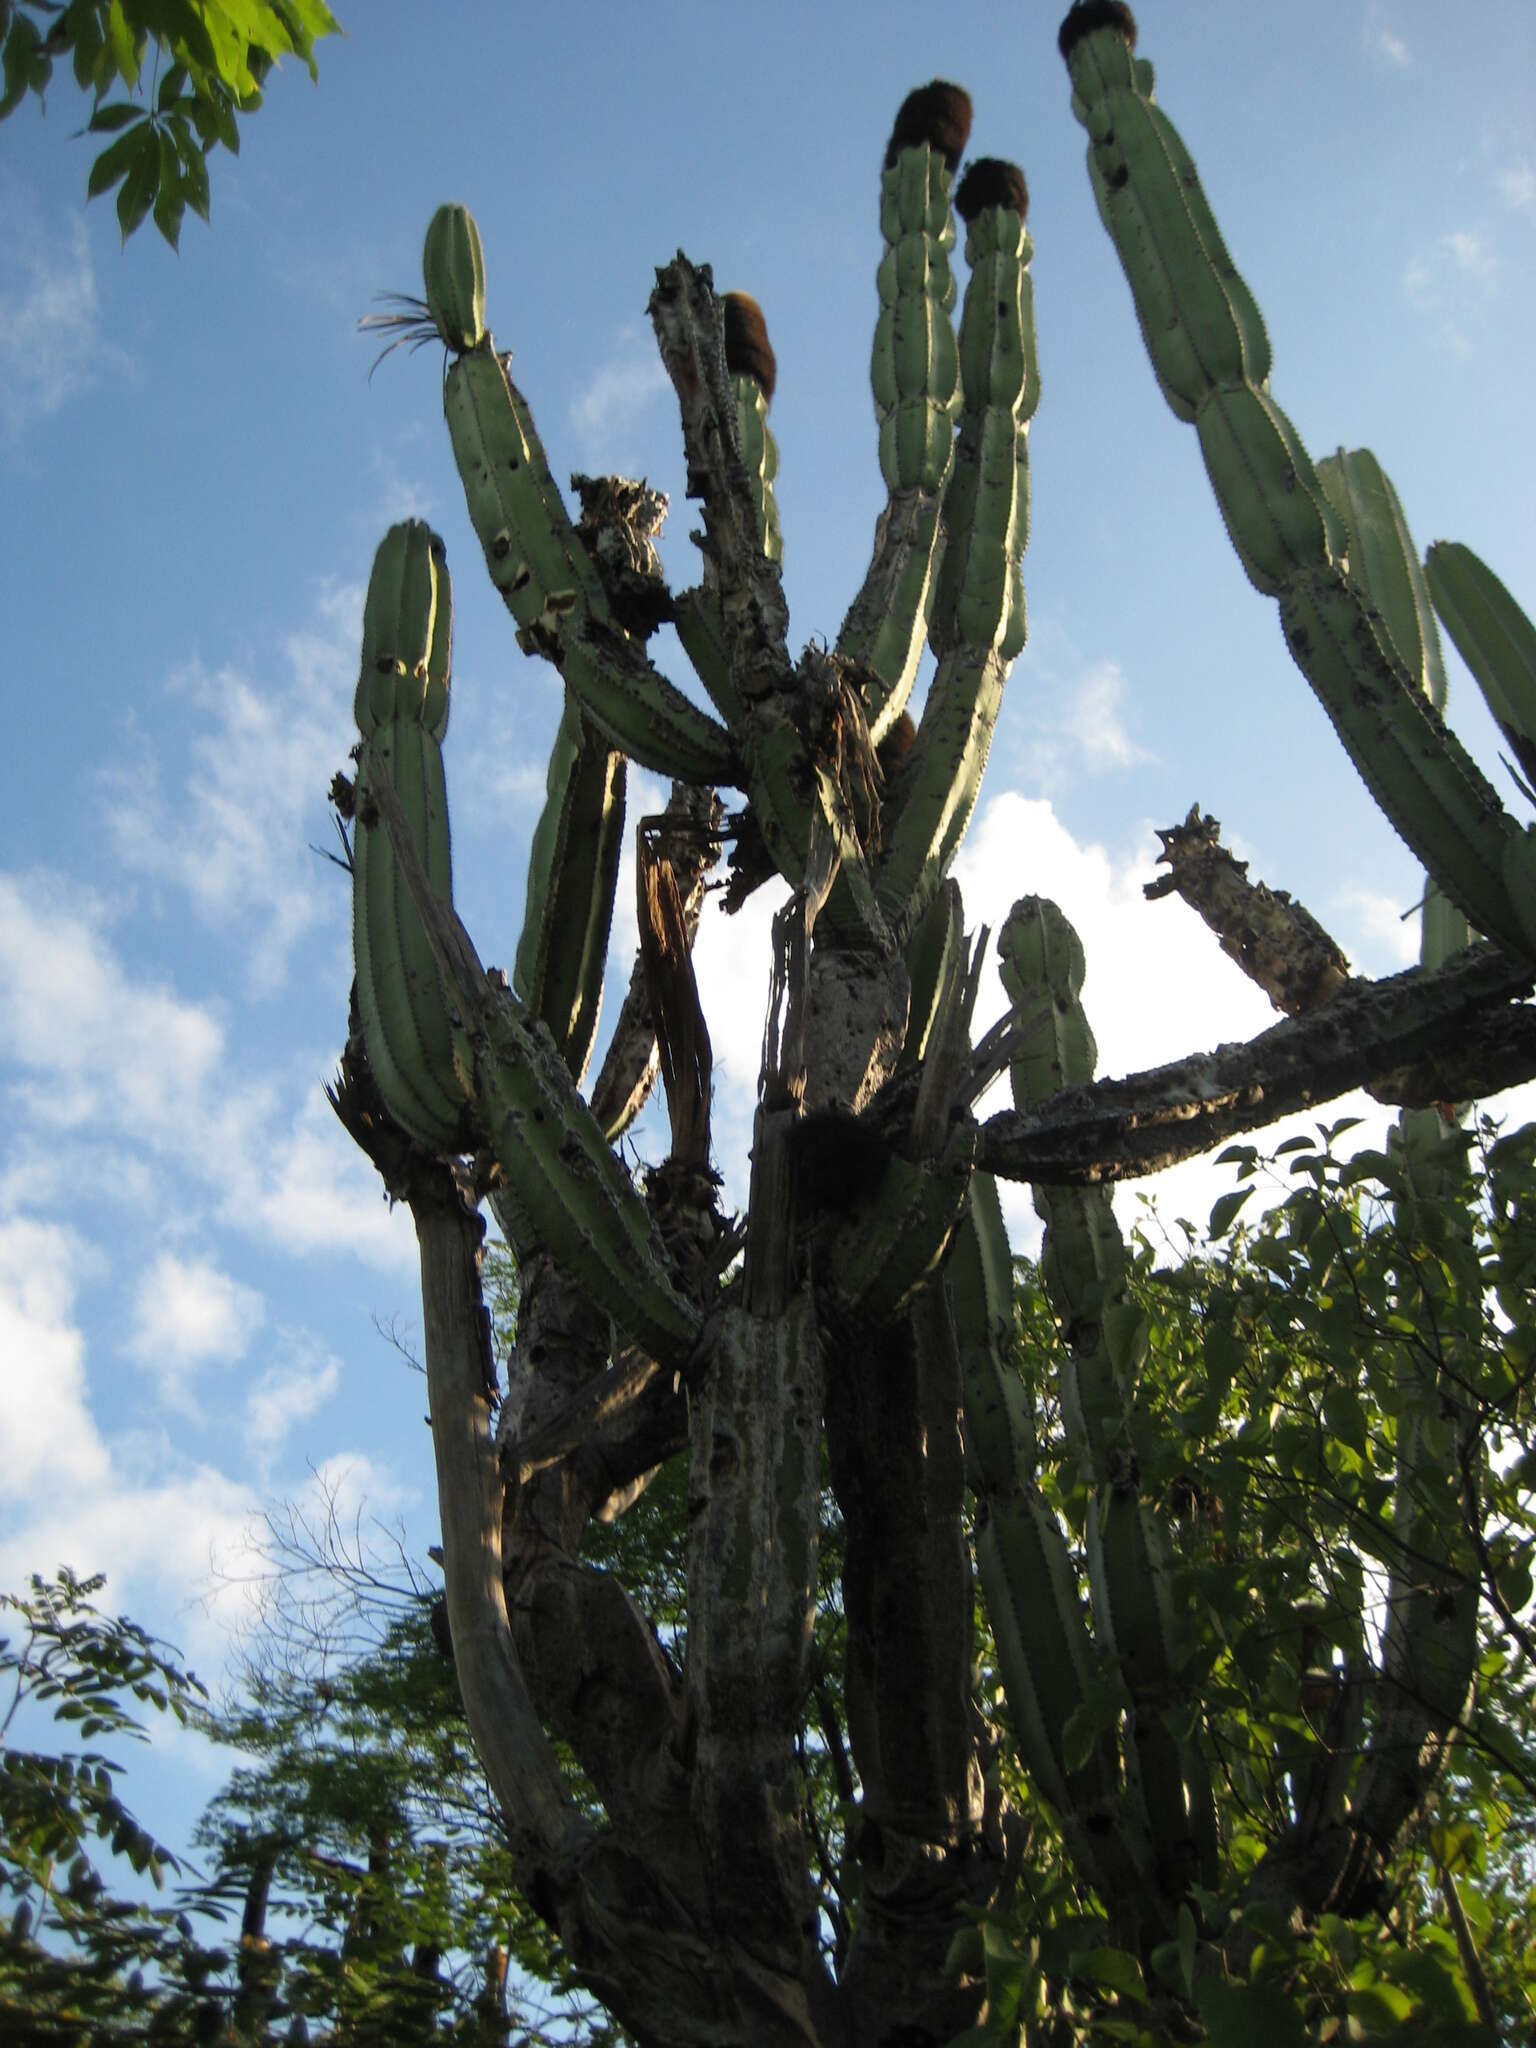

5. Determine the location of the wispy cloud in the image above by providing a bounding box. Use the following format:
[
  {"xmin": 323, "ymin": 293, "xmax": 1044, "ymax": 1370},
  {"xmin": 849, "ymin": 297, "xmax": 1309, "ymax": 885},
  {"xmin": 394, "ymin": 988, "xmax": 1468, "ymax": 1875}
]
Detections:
[
  {"xmin": 1403, "ymin": 228, "xmax": 1498, "ymax": 350},
  {"xmin": 1362, "ymin": 3, "xmax": 1409, "ymax": 69},
  {"xmin": 0, "ymin": 865, "xmax": 416, "ymax": 1273},
  {"xmin": 103, "ymin": 582, "xmax": 361, "ymax": 996},
  {"xmin": 1497, "ymin": 159, "xmax": 1536, "ymax": 220},
  {"xmin": 245, "ymin": 1348, "xmax": 342, "ymax": 1458},
  {"xmin": 1001, "ymin": 642, "xmax": 1152, "ymax": 791},
  {"xmin": 127, "ymin": 1251, "xmax": 266, "ymax": 1407},
  {"xmin": 0, "ymin": 179, "xmax": 114, "ymax": 432},
  {"xmin": 569, "ymin": 322, "xmax": 670, "ymax": 466}
]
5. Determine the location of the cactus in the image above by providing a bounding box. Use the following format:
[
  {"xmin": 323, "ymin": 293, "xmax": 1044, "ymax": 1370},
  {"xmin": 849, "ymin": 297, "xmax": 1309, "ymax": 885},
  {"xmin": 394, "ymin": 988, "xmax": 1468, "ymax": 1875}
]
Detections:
[
  {"xmin": 329, "ymin": 27, "xmax": 1535, "ymax": 2041},
  {"xmin": 1059, "ymin": 1, "xmax": 1534, "ymax": 960}
]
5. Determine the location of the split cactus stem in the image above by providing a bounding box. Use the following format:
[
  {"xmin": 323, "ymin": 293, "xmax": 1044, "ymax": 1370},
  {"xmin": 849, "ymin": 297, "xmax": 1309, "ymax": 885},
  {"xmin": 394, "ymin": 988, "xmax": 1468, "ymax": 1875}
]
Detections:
[
  {"xmin": 422, "ymin": 204, "xmax": 738, "ymax": 789},
  {"xmin": 1000, "ymin": 893, "xmax": 1218, "ymax": 1895},
  {"xmin": 669, "ymin": 292, "xmax": 783, "ymax": 734},
  {"xmin": 837, "ymin": 81, "xmax": 968, "ymax": 745},
  {"xmin": 877, "ymin": 155, "xmax": 1037, "ymax": 942},
  {"xmin": 1058, "ymin": 2, "xmax": 1536, "ymax": 960}
]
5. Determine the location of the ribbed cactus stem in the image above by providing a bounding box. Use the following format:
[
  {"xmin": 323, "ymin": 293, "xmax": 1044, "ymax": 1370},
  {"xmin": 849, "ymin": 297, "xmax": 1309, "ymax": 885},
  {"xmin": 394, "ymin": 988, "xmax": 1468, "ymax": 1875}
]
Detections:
[
  {"xmin": 513, "ymin": 693, "xmax": 627, "ymax": 1086},
  {"xmin": 1059, "ymin": 4, "xmax": 1532, "ymax": 959},
  {"xmin": 427, "ymin": 205, "xmax": 737, "ymax": 788},
  {"xmin": 838, "ymin": 82, "xmax": 970, "ymax": 744},
  {"xmin": 351, "ymin": 521, "xmax": 472, "ymax": 1153},
  {"xmin": 877, "ymin": 158, "xmax": 1036, "ymax": 941},
  {"xmin": 1000, "ymin": 893, "xmax": 1218, "ymax": 1898}
]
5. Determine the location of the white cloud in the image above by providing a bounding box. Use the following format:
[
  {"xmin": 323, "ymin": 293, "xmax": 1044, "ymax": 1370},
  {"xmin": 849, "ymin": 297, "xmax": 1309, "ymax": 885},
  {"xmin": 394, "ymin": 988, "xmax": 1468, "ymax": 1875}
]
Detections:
[
  {"xmin": 103, "ymin": 583, "xmax": 361, "ymax": 996},
  {"xmin": 569, "ymin": 322, "xmax": 670, "ymax": 465},
  {"xmin": 245, "ymin": 1350, "xmax": 342, "ymax": 1456},
  {"xmin": 0, "ymin": 1217, "xmax": 265, "ymax": 1673},
  {"xmin": 127, "ymin": 1252, "xmax": 265, "ymax": 1404},
  {"xmin": 1330, "ymin": 881, "xmax": 1420, "ymax": 973},
  {"xmin": 1498, "ymin": 160, "xmax": 1536, "ymax": 219},
  {"xmin": 1402, "ymin": 229, "xmax": 1498, "ymax": 353},
  {"xmin": 1362, "ymin": 4, "xmax": 1409, "ymax": 68},
  {"xmin": 0, "ymin": 870, "xmax": 227, "ymax": 1137},
  {"xmin": 0, "ymin": 181, "xmax": 110, "ymax": 432},
  {"xmin": 0, "ymin": 1217, "xmax": 112, "ymax": 1500}
]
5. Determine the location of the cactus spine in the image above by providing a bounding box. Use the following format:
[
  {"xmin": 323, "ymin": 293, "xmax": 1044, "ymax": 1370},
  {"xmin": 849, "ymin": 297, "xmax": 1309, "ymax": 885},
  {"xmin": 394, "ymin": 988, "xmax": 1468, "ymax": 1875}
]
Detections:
[{"xmin": 1059, "ymin": 2, "xmax": 1532, "ymax": 960}]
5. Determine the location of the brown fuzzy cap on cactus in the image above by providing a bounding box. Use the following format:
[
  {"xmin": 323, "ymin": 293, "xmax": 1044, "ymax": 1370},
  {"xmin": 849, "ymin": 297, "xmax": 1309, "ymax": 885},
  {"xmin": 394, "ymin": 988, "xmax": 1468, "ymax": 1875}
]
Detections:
[
  {"xmin": 1057, "ymin": 0, "xmax": 1137, "ymax": 61},
  {"xmin": 955, "ymin": 158, "xmax": 1029, "ymax": 224},
  {"xmin": 422, "ymin": 203, "xmax": 487, "ymax": 353},
  {"xmin": 884, "ymin": 80, "xmax": 973, "ymax": 170},
  {"xmin": 722, "ymin": 292, "xmax": 776, "ymax": 401}
]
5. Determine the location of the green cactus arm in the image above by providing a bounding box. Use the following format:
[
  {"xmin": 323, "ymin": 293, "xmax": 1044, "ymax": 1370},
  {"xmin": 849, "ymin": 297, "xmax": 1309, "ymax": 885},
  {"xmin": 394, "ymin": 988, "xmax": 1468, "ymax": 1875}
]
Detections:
[
  {"xmin": 513, "ymin": 691, "xmax": 627, "ymax": 1087},
  {"xmin": 837, "ymin": 83, "xmax": 969, "ymax": 741},
  {"xmin": 1000, "ymin": 891, "xmax": 1218, "ymax": 1894},
  {"xmin": 442, "ymin": 345, "xmax": 737, "ymax": 786},
  {"xmin": 351, "ymin": 522, "xmax": 474, "ymax": 1154},
  {"xmin": 1426, "ymin": 540, "xmax": 1536, "ymax": 791},
  {"xmin": 358, "ymin": 732, "xmax": 703, "ymax": 1362},
  {"xmin": 1314, "ymin": 448, "xmax": 1448, "ymax": 713},
  {"xmin": 1059, "ymin": 4, "xmax": 1531, "ymax": 959},
  {"xmin": 876, "ymin": 163, "xmax": 1036, "ymax": 941}
]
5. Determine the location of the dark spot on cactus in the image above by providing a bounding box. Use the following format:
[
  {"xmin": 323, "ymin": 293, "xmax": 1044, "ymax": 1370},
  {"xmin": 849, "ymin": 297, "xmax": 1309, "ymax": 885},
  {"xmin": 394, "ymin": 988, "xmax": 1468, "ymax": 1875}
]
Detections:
[
  {"xmin": 876, "ymin": 710, "xmax": 917, "ymax": 783},
  {"xmin": 722, "ymin": 292, "xmax": 776, "ymax": 400},
  {"xmin": 510, "ymin": 566, "xmax": 532, "ymax": 593},
  {"xmin": 1106, "ymin": 163, "xmax": 1129, "ymax": 192},
  {"xmin": 506, "ymin": 452, "xmax": 520, "ymax": 470},
  {"xmin": 884, "ymin": 80, "xmax": 973, "ymax": 171},
  {"xmin": 1057, "ymin": 0, "xmax": 1137, "ymax": 63},
  {"xmin": 793, "ymin": 1108, "xmax": 893, "ymax": 1216},
  {"xmin": 492, "ymin": 530, "xmax": 511, "ymax": 560},
  {"xmin": 955, "ymin": 158, "xmax": 1028, "ymax": 224}
]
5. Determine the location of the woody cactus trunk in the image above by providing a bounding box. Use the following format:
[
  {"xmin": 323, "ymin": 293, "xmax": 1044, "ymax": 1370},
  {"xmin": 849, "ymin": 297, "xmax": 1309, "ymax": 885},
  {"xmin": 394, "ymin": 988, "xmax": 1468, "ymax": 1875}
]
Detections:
[{"xmin": 329, "ymin": 5, "xmax": 1536, "ymax": 2041}]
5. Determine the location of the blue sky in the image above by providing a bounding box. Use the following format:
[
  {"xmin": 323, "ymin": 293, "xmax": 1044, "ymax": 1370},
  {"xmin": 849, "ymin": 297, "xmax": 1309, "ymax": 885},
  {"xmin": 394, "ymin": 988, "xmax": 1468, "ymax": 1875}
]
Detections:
[{"xmin": 3, "ymin": 0, "xmax": 1535, "ymax": 1886}]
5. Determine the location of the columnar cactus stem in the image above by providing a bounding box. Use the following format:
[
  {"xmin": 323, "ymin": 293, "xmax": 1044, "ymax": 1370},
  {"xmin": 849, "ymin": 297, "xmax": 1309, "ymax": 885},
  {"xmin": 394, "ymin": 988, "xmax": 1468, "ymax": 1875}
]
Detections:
[
  {"xmin": 514, "ymin": 694, "xmax": 626, "ymax": 1086},
  {"xmin": 837, "ymin": 82, "xmax": 968, "ymax": 744},
  {"xmin": 423, "ymin": 208, "xmax": 738, "ymax": 787},
  {"xmin": 1059, "ymin": 3, "xmax": 1533, "ymax": 959},
  {"xmin": 877, "ymin": 158, "xmax": 1037, "ymax": 939},
  {"xmin": 351, "ymin": 521, "xmax": 473, "ymax": 1153},
  {"xmin": 1000, "ymin": 895, "xmax": 1219, "ymax": 1908}
]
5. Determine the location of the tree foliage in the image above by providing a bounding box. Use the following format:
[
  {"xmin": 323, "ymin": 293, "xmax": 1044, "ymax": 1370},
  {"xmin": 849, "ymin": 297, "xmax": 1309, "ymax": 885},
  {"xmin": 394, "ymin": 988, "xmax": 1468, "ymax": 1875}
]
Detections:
[{"xmin": 0, "ymin": 0, "xmax": 339, "ymax": 245}]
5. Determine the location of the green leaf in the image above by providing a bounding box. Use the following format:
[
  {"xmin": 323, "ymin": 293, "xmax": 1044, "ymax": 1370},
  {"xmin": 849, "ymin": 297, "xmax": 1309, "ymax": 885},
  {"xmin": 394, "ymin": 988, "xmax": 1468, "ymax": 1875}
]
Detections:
[
  {"xmin": 116, "ymin": 128, "xmax": 160, "ymax": 240},
  {"xmin": 104, "ymin": 0, "xmax": 141, "ymax": 89},
  {"xmin": 1210, "ymin": 1188, "xmax": 1253, "ymax": 1238},
  {"xmin": 86, "ymin": 121, "xmax": 147, "ymax": 199},
  {"xmin": 1077, "ymin": 1946, "xmax": 1148, "ymax": 2002},
  {"xmin": 152, "ymin": 132, "xmax": 183, "ymax": 247},
  {"xmin": 157, "ymin": 59, "xmax": 188, "ymax": 112},
  {"xmin": 1196, "ymin": 1979, "xmax": 1309, "ymax": 2048},
  {"xmin": 176, "ymin": 129, "xmax": 210, "ymax": 218},
  {"xmin": 87, "ymin": 99, "xmax": 145, "ymax": 133},
  {"xmin": 1323, "ymin": 1383, "xmax": 1369, "ymax": 1454},
  {"xmin": 1061, "ymin": 1703, "xmax": 1097, "ymax": 1775}
]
